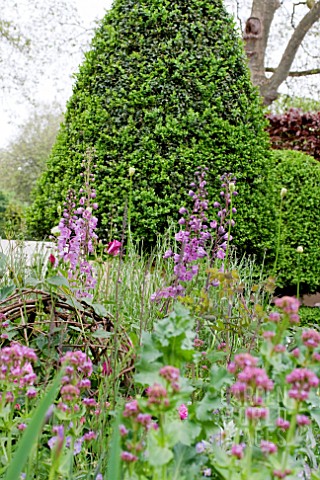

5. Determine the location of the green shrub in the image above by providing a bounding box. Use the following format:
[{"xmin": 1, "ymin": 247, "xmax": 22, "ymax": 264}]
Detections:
[
  {"xmin": 27, "ymin": 0, "xmax": 271, "ymax": 253},
  {"xmin": 265, "ymin": 149, "xmax": 320, "ymax": 293},
  {"xmin": 299, "ymin": 306, "xmax": 320, "ymax": 327}
]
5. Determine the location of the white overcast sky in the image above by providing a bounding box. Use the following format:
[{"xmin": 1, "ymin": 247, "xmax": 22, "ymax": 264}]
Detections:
[
  {"xmin": 0, "ymin": 0, "xmax": 112, "ymax": 147},
  {"xmin": 0, "ymin": 0, "xmax": 319, "ymax": 148},
  {"xmin": 75, "ymin": 0, "xmax": 111, "ymax": 24}
]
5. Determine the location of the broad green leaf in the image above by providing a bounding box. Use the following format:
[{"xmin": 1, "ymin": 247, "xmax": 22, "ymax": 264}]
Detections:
[
  {"xmin": 0, "ymin": 284, "xmax": 15, "ymax": 301},
  {"xmin": 148, "ymin": 445, "xmax": 173, "ymax": 467},
  {"xmin": 47, "ymin": 275, "xmax": 70, "ymax": 288}
]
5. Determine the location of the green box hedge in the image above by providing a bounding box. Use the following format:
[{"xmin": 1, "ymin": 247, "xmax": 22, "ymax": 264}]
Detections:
[{"xmin": 27, "ymin": 0, "xmax": 271, "ymax": 256}]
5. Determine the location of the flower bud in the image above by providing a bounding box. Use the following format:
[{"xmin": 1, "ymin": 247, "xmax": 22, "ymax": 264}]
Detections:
[
  {"xmin": 280, "ymin": 188, "xmax": 287, "ymax": 199},
  {"xmin": 229, "ymin": 182, "xmax": 235, "ymax": 193},
  {"xmin": 129, "ymin": 167, "xmax": 136, "ymax": 176},
  {"xmin": 296, "ymin": 246, "xmax": 303, "ymax": 253}
]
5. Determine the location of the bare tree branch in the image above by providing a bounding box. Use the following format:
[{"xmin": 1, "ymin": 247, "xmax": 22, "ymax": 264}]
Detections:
[
  {"xmin": 266, "ymin": 1, "xmax": 320, "ymax": 96},
  {"xmin": 266, "ymin": 67, "xmax": 320, "ymax": 76}
]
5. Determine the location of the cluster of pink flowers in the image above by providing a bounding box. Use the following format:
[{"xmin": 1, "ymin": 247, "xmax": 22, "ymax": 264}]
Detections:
[
  {"xmin": 0, "ymin": 313, "xmax": 9, "ymax": 340},
  {"xmin": 260, "ymin": 440, "xmax": 277, "ymax": 455},
  {"xmin": 273, "ymin": 469, "xmax": 292, "ymax": 479},
  {"xmin": 48, "ymin": 351, "xmax": 97, "ymax": 456},
  {"xmin": 159, "ymin": 365, "xmax": 180, "ymax": 391},
  {"xmin": 276, "ymin": 417, "xmax": 290, "ymax": 430},
  {"xmin": 146, "ymin": 383, "xmax": 170, "ymax": 408},
  {"xmin": 274, "ymin": 296, "xmax": 299, "ymax": 313},
  {"xmin": 151, "ymin": 169, "xmax": 237, "ymax": 301},
  {"xmin": 272, "ymin": 296, "xmax": 300, "ymax": 324},
  {"xmin": 245, "ymin": 406, "xmax": 268, "ymax": 420},
  {"xmin": 231, "ymin": 443, "xmax": 245, "ymax": 459},
  {"xmin": 286, "ymin": 367, "xmax": 319, "ymax": 401},
  {"xmin": 229, "ymin": 354, "xmax": 273, "ymax": 419},
  {"xmin": 0, "ymin": 342, "xmax": 38, "ymax": 403},
  {"xmin": 58, "ymin": 351, "xmax": 93, "ymax": 413},
  {"xmin": 302, "ymin": 329, "xmax": 320, "ymax": 349},
  {"xmin": 120, "ymin": 399, "xmax": 158, "ymax": 464}
]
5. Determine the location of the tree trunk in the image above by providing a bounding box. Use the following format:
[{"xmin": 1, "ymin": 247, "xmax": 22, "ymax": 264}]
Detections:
[
  {"xmin": 243, "ymin": 0, "xmax": 280, "ymax": 105},
  {"xmin": 243, "ymin": 1, "xmax": 320, "ymax": 106}
]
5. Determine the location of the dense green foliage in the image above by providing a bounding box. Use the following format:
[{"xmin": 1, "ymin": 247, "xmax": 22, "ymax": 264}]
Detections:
[
  {"xmin": 299, "ymin": 306, "xmax": 320, "ymax": 327},
  {"xmin": 266, "ymin": 149, "xmax": 320, "ymax": 293},
  {"xmin": 28, "ymin": 0, "xmax": 270, "ymax": 252}
]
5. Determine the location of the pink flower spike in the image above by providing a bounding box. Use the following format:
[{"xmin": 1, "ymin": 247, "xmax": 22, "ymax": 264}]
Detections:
[{"xmin": 106, "ymin": 240, "xmax": 122, "ymax": 256}]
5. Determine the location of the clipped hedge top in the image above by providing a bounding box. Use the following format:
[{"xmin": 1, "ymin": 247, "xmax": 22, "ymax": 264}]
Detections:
[{"xmin": 28, "ymin": 0, "xmax": 270, "ymax": 252}]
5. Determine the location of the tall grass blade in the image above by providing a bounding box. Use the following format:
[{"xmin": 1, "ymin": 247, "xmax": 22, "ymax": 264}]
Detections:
[
  {"xmin": 106, "ymin": 410, "xmax": 122, "ymax": 480},
  {"xmin": 4, "ymin": 371, "xmax": 63, "ymax": 480}
]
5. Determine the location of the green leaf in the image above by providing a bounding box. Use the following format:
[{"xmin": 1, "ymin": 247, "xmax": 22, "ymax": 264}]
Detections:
[
  {"xmin": 209, "ymin": 365, "xmax": 230, "ymax": 391},
  {"xmin": 91, "ymin": 329, "xmax": 113, "ymax": 339},
  {"xmin": 68, "ymin": 325, "xmax": 83, "ymax": 333},
  {"xmin": 91, "ymin": 302, "xmax": 108, "ymax": 317},
  {"xmin": 0, "ymin": 284, "xmax": 15, "ymax": 301},
  {"xmin": 148, "ymin": 444, "xmax": 174, "ymax": 467},
  {"xmin": 106, "ymin": 410, "xmax": 122, "ymax": 480},
  {"xmin": 25, "ymin": 276, "xmax": 41, "ymax": 287},
  {"xmin": 47, "ymin": 275, "xmax": 70, "ymax": 288},
  {"xmin": 310, "ymin": 408, "xmax": 320, "ymax": 428}
]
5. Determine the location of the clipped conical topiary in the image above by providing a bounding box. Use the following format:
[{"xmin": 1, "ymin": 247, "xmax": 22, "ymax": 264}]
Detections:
[{"xmin": 28, "ymin": 0, "xmax": 271, "ymax": 253}]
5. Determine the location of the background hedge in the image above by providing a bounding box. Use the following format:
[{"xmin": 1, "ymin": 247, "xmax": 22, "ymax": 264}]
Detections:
[
  {"xmin": 27, "ymin": 0, "xmax": 271, "ymax": 255},
  {"xmin": 265, "ymin": 149, "xmax": 320, "ymax": 294}
]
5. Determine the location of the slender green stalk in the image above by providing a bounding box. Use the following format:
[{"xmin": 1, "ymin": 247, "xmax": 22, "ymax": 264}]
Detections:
[{"xmin": 273, "ymin": 189, "xmax": 286, "ymax": 275}]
